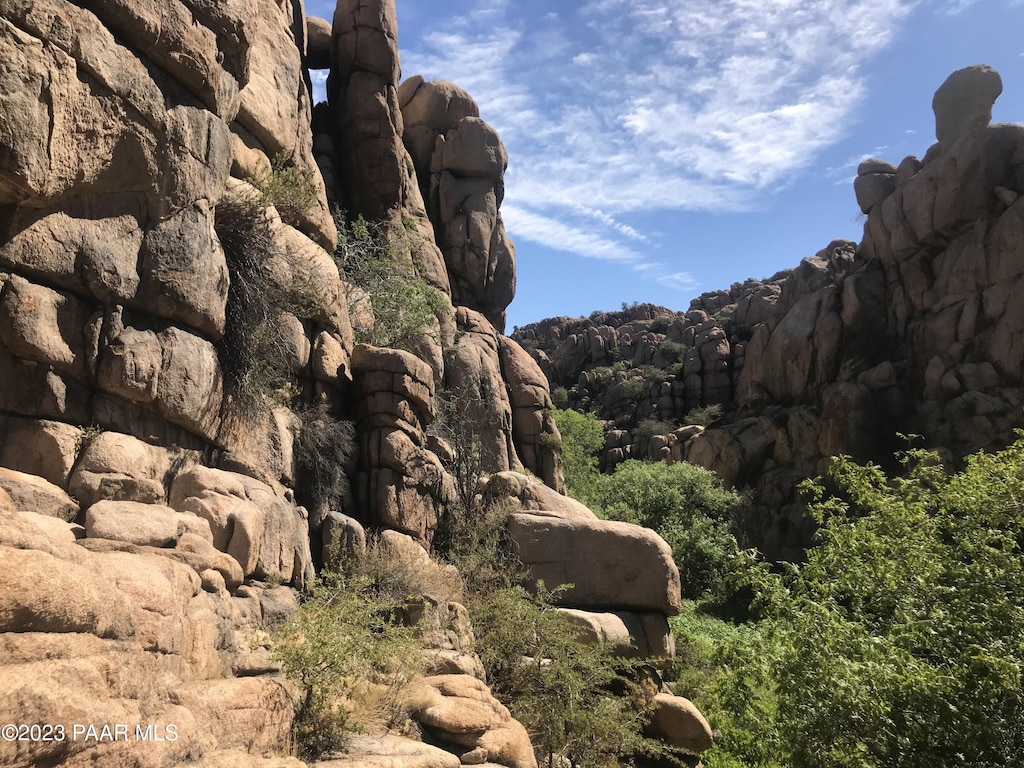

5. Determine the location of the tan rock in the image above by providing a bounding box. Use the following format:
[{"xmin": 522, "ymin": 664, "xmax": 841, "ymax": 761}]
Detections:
[
  {"xmin": 314, "ymin": 734, "xmax": 461, "ymax": 767},
  {"xmin": 0, "ymin": 417, "xmax": 82, "ymax": 489},
  {"xmin": 306, "ymin": 16, "xmax": 333, "ymax": 69},
  {"xmin": 483, "ymin": 471, "xmax": 594, "ymax": 521},
  {"xmin": 170, "ymin": 466, "xmax": 313, "ymax": 586},
  {"xmin": 558, "ymin": 608, "xmax": 674, "ymax": 662},
  {"xmin": 648, "ymin": 693, "xmax": 714, "ymax": 753},
  {"xmin": 70, "ymin": 431, "xmax": 187, "ymax": 508},
  {"xmin": 507, "ymin": 513, "xmax": 682, "ymax": 615},
  {"xmin": 0, "ymin": 468, "xmax": 79, "ymax": 521},
  {"xmin": 0, "ymin": 275, "xmax": 91, "ymax": 377},
  {"xmin": 444, "ymin": 309, "xmax": 519, "ymax": 473},
  {"xmin": 138, "ymin": 200, "xmax": 230, "ymax": 338},
  {"xmin": 498, "ymin": 336, "xmax": 565, "ymax": 492},
  {"xmin": 172, "ymin": 677, "xmax": 299, "ymax": 754},
  {"xmin": 412, "ymin": 676, "xmax": 537, "ymax": 768},
  {"xmin": 84, "ymin": 500, "xmax": 196, "ymax": 548},
  {"xmin": 0, "ymin": 547, "xmax": 134, "ymax": 637},
  {"xmin": 0, "ymin": 197, "xmax": 145, "ymax": 304}
]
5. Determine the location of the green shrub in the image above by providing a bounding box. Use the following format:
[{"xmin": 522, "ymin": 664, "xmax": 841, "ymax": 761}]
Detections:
[
  {"xmin": 551, "ymin": 408, "xmax": 604, "ymax": 505},
  {"xmin": 593, "ymin": 460, "xmax": 742, "ymax": 602},
  {"xmin": 656, "ymin": 338, "xmax": 687, "ymax": 368},
  {"xmin": 273, "ymin": 569, "xmax": 422, "ymax": 759},
  {"xmin": 251, "ymin": 152, "xmax": 319, "ymax": 230},
  {"xmin": 685, "ymin": 403, "xmax": 723, "ymax": 426},
  {"xmin": 649, "ymin": 316, "xmax": 673, "ymax": 334},
  {"xmin": 334, "ymin": 213, "xmax": 449, "ymax": 351},
  {"xmin": 473, "ymin": 585, "xmax": 679, "ymax": 767},
  {"xmin": 550, "ymin": 386, "xmax": 569, "ymax": 410},
  {"xmin": 618, "ymin": 376, "xmax": 648, "ymax": 407},
  {"xmin": 715, "ymin": 438, "xmax": 1024, "ymax": 767}
]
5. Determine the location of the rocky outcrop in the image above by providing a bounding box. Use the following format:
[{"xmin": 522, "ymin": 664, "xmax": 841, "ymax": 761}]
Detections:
[
  {"xmin": 516, "ymin": 65, "xmax": 1024, "ymax": 562},
  {"xmin": 351, "ymin": 344, "xmax": 457, "ymax": 544},
  {"xmin": 408, "ymin": 675, "xmax": 537, "ymax": 768},
  {"xmin": 399, "ymin": 77, "xmax": 517, "ymax": 332},
  {"xmin": 0, "ymin": 0, "xmax": 700, "ymax": 764}
]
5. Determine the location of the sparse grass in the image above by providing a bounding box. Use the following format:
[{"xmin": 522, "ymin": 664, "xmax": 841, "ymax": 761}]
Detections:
[{"xmin": 334, "ymin": 213, "xmax": 450, "ymax": 352}]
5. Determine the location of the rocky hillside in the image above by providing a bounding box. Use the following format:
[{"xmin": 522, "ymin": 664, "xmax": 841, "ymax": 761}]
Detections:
[
  {"xmin": 0, "ymin": 1, "xmax": 708, "ymax": 766},
  {"xmin": 515, "ymin": 64, "xmax": 1024, "ymax": 561}
]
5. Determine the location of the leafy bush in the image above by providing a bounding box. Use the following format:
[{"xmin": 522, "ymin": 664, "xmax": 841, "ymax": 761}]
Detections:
[
  {"xmin": 334, "ymin": 213, "xmax": 449, "ymax": 351},
  {"xmin": 649, "ymin": 316, "xmax": 673, "ymax": 334},
  {"xmin": 618, "ymin": 376, "xmax": 648, "ymax": 407},
  {"xmin": 655, "ymin": 338, "xmax": 687, "ymax": 368},
  {"xmin": 594, "ymin": 460, "xmax": 742, "ymax": 601},
  {"xmin": 273, "ymin": 569, "xmax": 422, "ymax": 759},
  {"xmin": 473, "ymin": 585, "xmax": 678, "ymax": 768},
  {"xmin": 349, "ymin": 534, "xmax": 464, "ymax": 606},
  {"xmin": 714, "ymin": 438, "xmax": 1024, "ymax": 768},
  {"xmin": 550, "ymin": 386, "xmax": 569, "ymax": 410},
  {"xmin": 250, "ymin": 152, "xmax": 320, "ymax": 230},
  {"xmin": 551, "ymin": 408, "xmax": 605, "ymax": 505},
  {"xmin": 685, "ymin": 403, "xmax": 723, "ymax": 426},
  {"xmin": 633, "ymin": 418, "xmax": 677, "ymax": 456}
]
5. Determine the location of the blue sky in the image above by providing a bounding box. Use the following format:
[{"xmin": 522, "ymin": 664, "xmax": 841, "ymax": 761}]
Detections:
[{"xmin": 307, "ymin": 0, "xmax": 1023, "ymax": 331}]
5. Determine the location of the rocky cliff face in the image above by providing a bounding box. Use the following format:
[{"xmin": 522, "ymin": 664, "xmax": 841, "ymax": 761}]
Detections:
[
  {"xmin": 516, "ymin": 65, "xmax": 1024, "ymax": 561},
  {"xmin": 0, "ymin": 1, "xmax": 698, "ymax": 765}
]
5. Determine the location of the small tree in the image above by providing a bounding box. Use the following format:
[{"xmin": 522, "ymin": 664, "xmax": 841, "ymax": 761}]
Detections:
[
  {"xmin": 273, "ymin": 569, "xmax": 422, "ymax": 759},
  {"xmin": 717, "ymin": 438, "xmax": 1024, "ymax": 768},
  {"xmin": 595, "ymin": 460, "xmax": 742, "ymax": 602},
  {"xmin": 551, "ymin": 408, "xmax": 604, "ymax": 505},
  {"xmin": 334, "ymin": 213, "xmax": 449, "ymax": 351},
  {"xmin": 473, "ymin": 585, "xmax": 677, "ymax": 768}
]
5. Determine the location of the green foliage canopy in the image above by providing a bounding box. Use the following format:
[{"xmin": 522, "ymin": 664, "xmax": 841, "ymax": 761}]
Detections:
[
  {"xmin": 596, "ymin": 459, "xmax": 741, "ymax": 601},
  {"xmin": 717, "ymin": 438, "xmax": 1024, "ymax": 768},
  {"xmin": 551, "ymin": 408, "xmax": 605, "ymax": 504}
]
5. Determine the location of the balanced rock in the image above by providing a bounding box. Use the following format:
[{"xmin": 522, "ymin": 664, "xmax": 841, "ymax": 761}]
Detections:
[
  {"xmin": 854, "ymin": 158, "xmax": 897, "ymax": 214},
  {"xmin": 932, "ymin": 65, "xmax": 1002, "ymax": 153}
]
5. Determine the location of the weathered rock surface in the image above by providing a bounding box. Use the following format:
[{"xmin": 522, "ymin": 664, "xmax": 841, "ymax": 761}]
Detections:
[
  {"xmin": 0, "ymin": 467, "xmax": 79, "ymax": 521},
  {"xmin": 507, "ymin": 513, "xmax": 682, "ymax": 616},
  {"xmin": 409, "ymin": 675, "xmax": 537, "ymax": 768},
  {"xmin": 0, "ymin": 0, "xmax": 692, "ymax": 764},
  {"xmin": 400, "ymin": 79, "xmax": 516, "ymax": 331},
  {"xmin": 648, "ymin": 693, "xmax": 714, "ymax": 753},
  {"xmin": 932, "ymin": 64, "xmax": 1003, "ymax": 155},
  {"xmin": 352, "ymin": 344, "xmax": 458, "ymax": 543}
]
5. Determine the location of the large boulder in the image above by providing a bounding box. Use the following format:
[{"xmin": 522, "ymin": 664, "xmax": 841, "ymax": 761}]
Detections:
[
  {"xmin": 932, "ymin": 64, "xmax": 1003, "ymax": 155},
  {"xmin": 507, "ymin": 513, "xmax": 682, "ymax": 616}
]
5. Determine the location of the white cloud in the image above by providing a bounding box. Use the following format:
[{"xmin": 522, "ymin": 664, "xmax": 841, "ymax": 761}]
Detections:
[
  {"xmin": 501, "ymin": 205, "xmax": 643, "ymax": 264},
  {"xmin": 391, "ymin": 0, "xmax": 920, "ymax": 285},
  {"xmin": 655, "ymin": 271, "xmax": 699, "ymax": 291}
]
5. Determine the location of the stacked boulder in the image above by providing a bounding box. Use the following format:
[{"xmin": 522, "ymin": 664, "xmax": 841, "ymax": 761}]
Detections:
[{"xmin": 351, "ymin": 344, "xmax": 457, "ymax": 544}]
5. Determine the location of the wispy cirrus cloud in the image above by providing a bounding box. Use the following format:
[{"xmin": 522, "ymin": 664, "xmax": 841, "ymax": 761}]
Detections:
[{"xmin": 393, "ymin": 0, "xmax": 923, "ymax": 291}]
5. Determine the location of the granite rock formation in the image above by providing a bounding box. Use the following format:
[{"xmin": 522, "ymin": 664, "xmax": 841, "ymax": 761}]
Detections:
[
  {"xmin": 515, "ymin": 64, "xmax": 1024, "ymax": 561},
  {"xmin": 0, "ymin": 0, "xmax": 695, "ymax": 765}
]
